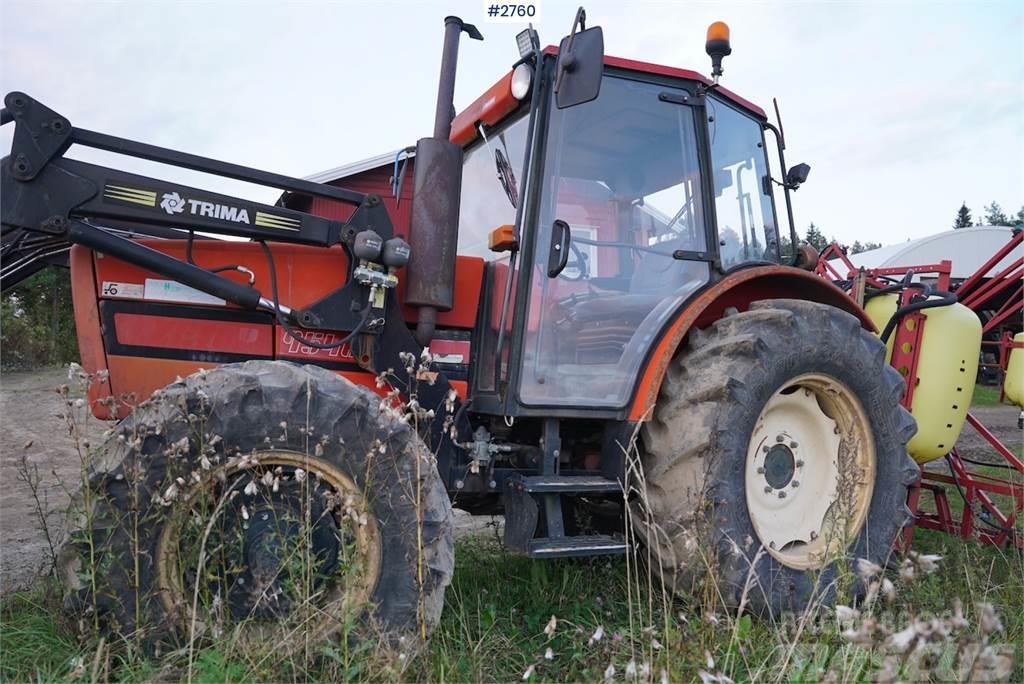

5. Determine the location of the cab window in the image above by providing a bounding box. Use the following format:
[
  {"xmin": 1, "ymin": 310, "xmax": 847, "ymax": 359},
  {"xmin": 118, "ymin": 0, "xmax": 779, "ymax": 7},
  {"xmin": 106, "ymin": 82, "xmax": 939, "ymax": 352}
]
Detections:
[
  {"xmin": 457, "ymin": 114, "xmax": 529, "ymax": 258},
  {"xmin": 708, "ymin": 99, "xmax": 779, "ymax": 267}
]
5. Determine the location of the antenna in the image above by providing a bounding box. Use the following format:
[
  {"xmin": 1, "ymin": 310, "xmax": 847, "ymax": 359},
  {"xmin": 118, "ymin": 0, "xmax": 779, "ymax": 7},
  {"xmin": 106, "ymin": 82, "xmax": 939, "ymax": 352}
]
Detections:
[{"xmin": 773, "ymin": 97, "xmax": 786, "ymax": 150}]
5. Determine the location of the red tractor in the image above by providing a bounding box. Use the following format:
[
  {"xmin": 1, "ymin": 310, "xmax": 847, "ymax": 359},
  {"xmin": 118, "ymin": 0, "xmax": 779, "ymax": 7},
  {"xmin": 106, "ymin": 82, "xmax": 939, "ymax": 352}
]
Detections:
[{"xmin": 2, "ymin": 9, "xmax": 916, "ymax": 645}]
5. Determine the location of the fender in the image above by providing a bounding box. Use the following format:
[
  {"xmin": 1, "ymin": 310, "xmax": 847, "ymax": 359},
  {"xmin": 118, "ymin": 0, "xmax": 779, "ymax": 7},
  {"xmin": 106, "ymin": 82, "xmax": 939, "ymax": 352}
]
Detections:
[{"xmin": 628, "ymin": 265, "xmax": 869, "ymax": 421}]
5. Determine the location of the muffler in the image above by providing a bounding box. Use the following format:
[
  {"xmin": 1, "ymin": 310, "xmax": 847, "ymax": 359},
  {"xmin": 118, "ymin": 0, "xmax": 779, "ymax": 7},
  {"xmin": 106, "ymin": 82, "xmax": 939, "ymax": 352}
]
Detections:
[{"xmin": 406, "ymin": 16, "xmax": 482, "ymax": 347}]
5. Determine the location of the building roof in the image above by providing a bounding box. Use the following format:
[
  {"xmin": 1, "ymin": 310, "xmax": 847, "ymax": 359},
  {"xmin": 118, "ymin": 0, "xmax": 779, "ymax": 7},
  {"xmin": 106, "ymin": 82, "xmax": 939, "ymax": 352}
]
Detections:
[
  {"xmin": 847, "ymin": 226, "xmax": 1023, "ymax": 279},
  {"xmin": 303, "ymin": 149, "xmax": 409, "ymax": 185}
]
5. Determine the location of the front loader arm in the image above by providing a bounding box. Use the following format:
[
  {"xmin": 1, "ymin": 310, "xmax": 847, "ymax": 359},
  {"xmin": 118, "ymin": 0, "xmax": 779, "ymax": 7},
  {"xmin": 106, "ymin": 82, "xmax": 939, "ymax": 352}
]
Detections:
[{"xmin": 0, "ymin": 91, "xmax": 389, "ymax": 331}]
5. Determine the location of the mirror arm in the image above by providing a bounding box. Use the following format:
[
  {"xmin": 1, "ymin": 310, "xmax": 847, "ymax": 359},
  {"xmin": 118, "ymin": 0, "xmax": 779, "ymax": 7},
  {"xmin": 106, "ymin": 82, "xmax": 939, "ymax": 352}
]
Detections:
[{"xmin": 554, "ymin": 7, "xmax": 587, "ymax": 94}]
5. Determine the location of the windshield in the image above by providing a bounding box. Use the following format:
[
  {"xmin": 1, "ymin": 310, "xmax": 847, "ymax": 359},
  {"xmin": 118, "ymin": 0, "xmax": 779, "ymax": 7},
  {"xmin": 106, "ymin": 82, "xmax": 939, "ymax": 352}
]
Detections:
[
  {"xmin": 708, "ymin": 99, "xmax": 779, "ymax": 266},
  {"xmin": 519, "ymin": 76, "xmax": 711, "ymax": 408}
]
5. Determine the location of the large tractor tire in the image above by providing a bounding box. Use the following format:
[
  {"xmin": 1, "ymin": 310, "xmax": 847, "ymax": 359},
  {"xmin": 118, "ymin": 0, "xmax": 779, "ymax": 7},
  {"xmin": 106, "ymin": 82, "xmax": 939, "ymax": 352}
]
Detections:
[
  {"xmin": 57, "ymin": 361, "xmax": 454, "ymax": 646},
  {"xmin": 638, "ymin": 299, "xmax": 918, "ymax": 615}
]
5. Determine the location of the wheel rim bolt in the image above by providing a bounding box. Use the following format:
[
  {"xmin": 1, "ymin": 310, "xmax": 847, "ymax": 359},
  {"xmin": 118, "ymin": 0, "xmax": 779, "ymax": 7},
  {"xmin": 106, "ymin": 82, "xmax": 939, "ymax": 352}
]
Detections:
[
  {"xmin": 790, "ymin": 441, "xmax": 798, "ymax": 449},
  {"xmin": 764, "ymin": 486, "xmax": 773, "ymax": 494},
  {"xmin": 763, "ymin": 445, "xmax": 770, "ymax": 453},
  {"xmin": 796, "ymin": 460, "xmax": 804, "ymax": 468},
  {"xmin": 757, "ymin": 466, "xmax": 765, "ymax": 474},
  {"xmin": 778, "ymin": 491, "xmax": 787, "ymax": 499},
  {"xmin": 791, "ymin": 480, "xmax": 800, "ymax": 488},
  {"xmin": 776, "ymin": 435, "xmax": 785, "ymax": 443},
  {"xmin": 810, "ymin": 531, "xmax": 818, "ymax": 541}
]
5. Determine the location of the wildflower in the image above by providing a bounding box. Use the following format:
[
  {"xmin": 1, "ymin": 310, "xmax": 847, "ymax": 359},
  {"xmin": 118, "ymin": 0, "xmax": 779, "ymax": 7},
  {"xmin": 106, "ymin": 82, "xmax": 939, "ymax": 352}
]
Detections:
[
  {"xmin": 589, "ymin": 625, "xmax": 605, "ymax": 645},
  {"xmin": 544, "ymin": 648, "xmax": 554, "ymax": 660},
  {"xmin": 161, "ymin": 481, "xmax": 179, "ymax": 504},
  {"xmin": 885, "ymin": 625, "xmax": 917, "ymax": 654},
  {"xmin": 603, "ymin": 663, "xmax": 615, "ymax": 681},
  {"xmin": 835, "ymin": 605, "xmax": 859, "ymax": 623},
  {"xmin": 67, "ymin": 362, "xmax": 85, "ymax": 381},
  {"xmin": 880, "ymin": 577, "xmax": 896, "ymax": 603},
  {"xmin": 544, "ymin": 615, "xmax": 557, "ymax": 637},
  {"xmin": 241, "ymin": 505, "xmax": 250, "ymax": 520},
  {"xmin": 294, "ymin": 468, "xmax": 306, "ymax": 483},
  {"xmin": 522, "ymin": 664, "xmax": 535, "ymax": 680},
  {"xmin": 625, "ymin": 660, "xmax": 637, "ymax": 678},
  {"xmin": 244, "ymin": 480, "xmax": 258, "ymax": 496},
  {"xmin": 651, "ymin": 638, "xmax": 663, "ymax": 650},
  {"xmin": 660, "ymin": 669, "xmax": 669, "ymax": 684},
  {"xmin": 899, "ymin": 558, "xmax": 916, "ymax": 583},
  {"xmin": 855, "ymin": 558, "xmax": 882, "ymax": 580},
  {"xmin": 916, "ymin": 553, "xmax": 942, "ymax": 574},
  {"xmin": 978, "ymin": 603, "xmax": 1003, "ymax": 635}
]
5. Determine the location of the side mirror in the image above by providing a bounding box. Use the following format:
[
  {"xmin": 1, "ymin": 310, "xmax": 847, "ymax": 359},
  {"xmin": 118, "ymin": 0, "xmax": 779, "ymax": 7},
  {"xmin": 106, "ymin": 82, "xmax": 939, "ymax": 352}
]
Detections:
[
  {"xmin": 785, "ymin": 163, "xmax": 811, "ymax": 190},
  {"xmin": 554, "ymin": 8, "xmax": 603, "ymax": 109}
]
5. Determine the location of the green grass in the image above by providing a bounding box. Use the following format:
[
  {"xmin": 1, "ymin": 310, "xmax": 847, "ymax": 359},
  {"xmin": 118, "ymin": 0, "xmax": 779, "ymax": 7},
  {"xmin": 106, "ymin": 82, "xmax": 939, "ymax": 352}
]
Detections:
[
  {"xmin": 3, "ymin": 532, "xmax": 1021, "ymax": 683},
  {"xmin": 972, "ymin": 384, "xmax": 1006, "ymax": 407}
]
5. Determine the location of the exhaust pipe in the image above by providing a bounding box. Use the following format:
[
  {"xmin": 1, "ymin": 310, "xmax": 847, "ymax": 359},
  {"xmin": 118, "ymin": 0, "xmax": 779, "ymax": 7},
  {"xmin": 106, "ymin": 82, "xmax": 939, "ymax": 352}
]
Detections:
[{"xmin": 406, "ymin": 16, "xmax": 482, "ymax": 347}]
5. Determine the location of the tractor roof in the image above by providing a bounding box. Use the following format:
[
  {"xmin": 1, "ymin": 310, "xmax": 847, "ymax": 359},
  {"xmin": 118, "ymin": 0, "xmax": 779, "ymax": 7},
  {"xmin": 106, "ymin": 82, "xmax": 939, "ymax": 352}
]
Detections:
[{"xmin": 449, "ymin": 49, "xmax": 767, "ymax": 146}]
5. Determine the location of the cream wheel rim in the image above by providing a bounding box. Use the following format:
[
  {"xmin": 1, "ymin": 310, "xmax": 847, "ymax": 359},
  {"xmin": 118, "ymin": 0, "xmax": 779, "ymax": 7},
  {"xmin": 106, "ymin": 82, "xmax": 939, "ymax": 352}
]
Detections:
[
  {"xmin": 156, "ymin": 449, "xmax": 382, "ymax": 646},
  {"xmin": 744, "ymin": 373, "xmax": 876, "ymax": 570}
]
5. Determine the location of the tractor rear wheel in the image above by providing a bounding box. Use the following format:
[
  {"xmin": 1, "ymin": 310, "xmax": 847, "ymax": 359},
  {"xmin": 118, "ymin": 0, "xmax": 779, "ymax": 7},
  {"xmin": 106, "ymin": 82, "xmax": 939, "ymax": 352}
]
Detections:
[
  {"xmin": 638, "ymin": 299, "xmax": 918, "ymax": 615},
  {"xmin": 57, "ymin": 361, "xmax": 454, "ymax": 647}
]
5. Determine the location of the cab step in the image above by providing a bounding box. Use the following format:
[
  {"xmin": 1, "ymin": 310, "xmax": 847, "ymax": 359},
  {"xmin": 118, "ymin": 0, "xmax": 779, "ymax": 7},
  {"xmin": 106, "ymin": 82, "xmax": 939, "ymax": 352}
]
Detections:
[
  {"xmin": 527, "ymin": 535, "xmax": 628, "ymax": 558},
  {"xmin": 523, "ymin": 475, "xmax": 623, "ymax": 494}
]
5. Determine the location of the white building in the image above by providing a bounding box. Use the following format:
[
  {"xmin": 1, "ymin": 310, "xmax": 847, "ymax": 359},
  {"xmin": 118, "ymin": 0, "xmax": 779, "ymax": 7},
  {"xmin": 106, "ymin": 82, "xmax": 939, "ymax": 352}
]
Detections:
[{"xmin": 846, "ymin": 226, "xmax": 1022, "ymax": 280}]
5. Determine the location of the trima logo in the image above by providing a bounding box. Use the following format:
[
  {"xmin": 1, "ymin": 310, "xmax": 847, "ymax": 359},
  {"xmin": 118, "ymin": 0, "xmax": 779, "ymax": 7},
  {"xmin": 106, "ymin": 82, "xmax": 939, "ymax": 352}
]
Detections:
[
  {"xmin": 159, "ymin": 191, "xmax": 252, "ymax": 224},
  {"xmin": 160, "ymin": 192, "xmax": 186, "ymax": 215}
]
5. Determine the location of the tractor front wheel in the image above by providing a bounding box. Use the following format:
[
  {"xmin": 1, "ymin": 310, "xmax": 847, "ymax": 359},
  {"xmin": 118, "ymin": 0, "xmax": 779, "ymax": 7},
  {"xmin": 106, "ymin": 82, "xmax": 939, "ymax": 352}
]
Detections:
[
  {"xmin": 57, "ymin": 361, "xmax": 454, "ymax": 647},
  {"xmin": 638, "ymin": 299, "xmax": 918, "ymax": 615}
]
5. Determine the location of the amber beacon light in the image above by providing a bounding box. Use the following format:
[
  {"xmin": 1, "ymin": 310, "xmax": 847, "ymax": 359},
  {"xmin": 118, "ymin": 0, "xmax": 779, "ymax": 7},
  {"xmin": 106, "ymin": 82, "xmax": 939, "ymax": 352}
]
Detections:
[{"xmin": 705, "ymin": 21, "xmax": 732, "ymax": 83}]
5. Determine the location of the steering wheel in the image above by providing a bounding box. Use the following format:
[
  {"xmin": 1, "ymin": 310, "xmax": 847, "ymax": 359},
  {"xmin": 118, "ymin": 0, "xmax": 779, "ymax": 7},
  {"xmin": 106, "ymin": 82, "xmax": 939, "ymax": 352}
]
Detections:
[{"xmin": 560, "ymin": 239, "xmax": 590, "ymax": 281}]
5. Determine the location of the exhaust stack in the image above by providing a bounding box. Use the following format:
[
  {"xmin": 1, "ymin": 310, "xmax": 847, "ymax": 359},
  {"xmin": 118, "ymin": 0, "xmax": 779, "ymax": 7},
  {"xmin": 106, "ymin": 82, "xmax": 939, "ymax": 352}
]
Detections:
[{"xmin": 406, "ymin": 16, "xmax": 482, "ymax": 347}]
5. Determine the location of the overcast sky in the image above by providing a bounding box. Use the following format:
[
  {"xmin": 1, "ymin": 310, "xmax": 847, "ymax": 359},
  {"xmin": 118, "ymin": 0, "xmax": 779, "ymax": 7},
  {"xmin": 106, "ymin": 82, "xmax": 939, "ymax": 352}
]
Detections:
[{"xmin": 1, "ymin": 0, "xmax": 1021, "ymax": 246}]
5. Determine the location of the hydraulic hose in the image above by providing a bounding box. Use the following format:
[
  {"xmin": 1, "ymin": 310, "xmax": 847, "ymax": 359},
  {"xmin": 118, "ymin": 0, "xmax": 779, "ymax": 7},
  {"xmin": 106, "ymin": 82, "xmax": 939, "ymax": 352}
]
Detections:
[{"xmin": 879, "ymin": 288, "xmax": 958, "ymax": 345}]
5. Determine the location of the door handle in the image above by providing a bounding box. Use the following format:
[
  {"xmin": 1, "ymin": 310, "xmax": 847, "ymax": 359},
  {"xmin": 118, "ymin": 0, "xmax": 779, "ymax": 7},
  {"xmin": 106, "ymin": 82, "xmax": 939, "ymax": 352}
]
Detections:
[{"xmin": 547, "ymin": 219, "xmax": 571, "ymax": 277}]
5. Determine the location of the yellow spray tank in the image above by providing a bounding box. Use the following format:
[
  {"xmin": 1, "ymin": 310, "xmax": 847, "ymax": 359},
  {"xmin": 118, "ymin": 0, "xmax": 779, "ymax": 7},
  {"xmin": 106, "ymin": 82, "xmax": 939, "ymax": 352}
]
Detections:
[
  {"xmin": 1003, "ymin": 332, "xmax": 1024, "ymax": 407},
  {"xmin": 864, "ymin": 293, "xmax": 982, "ymax": 464}
]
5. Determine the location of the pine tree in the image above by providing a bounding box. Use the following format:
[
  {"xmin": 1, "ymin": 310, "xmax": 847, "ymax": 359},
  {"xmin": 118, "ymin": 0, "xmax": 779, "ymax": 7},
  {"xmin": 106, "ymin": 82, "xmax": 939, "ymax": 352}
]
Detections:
[
  {"xmin": 953, "ymin": 202, "xmax": 972, "ymax": 229},
  {"xmin": 803, "ymin": 222, "xmax": 828, "ymax": 251},
  {"xmin": 849, "ymin": 241, "xmax": 881, "ymax": 254},
  {"xmin": 983, "ymin": 201, "xmax": 1010, "ymax": 227}
]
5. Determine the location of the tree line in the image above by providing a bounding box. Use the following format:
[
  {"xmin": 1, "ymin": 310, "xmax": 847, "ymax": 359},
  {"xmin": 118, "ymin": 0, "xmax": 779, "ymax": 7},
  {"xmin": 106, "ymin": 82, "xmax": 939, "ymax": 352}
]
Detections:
[
  {"xmin": 953, "ymin": 201, "xmax": 1024, "ymax": 229},
  {"xmin": 786, "ymin": 200, "xmax": 1023, "ymax": 259}
]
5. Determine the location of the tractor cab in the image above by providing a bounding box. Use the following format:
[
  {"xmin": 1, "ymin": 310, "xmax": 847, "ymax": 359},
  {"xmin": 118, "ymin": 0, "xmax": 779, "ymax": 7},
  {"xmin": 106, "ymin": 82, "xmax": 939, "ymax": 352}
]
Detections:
[{"xmin": 452, "ymin": 29, "xmax": 787, "ymax": 416}]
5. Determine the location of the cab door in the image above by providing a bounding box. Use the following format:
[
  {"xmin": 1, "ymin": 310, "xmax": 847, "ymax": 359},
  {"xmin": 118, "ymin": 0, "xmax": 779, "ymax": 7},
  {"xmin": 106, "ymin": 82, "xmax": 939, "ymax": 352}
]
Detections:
[{"xmin": 513, "ymin": 75, "xmax": 713, "ymax": 411}]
